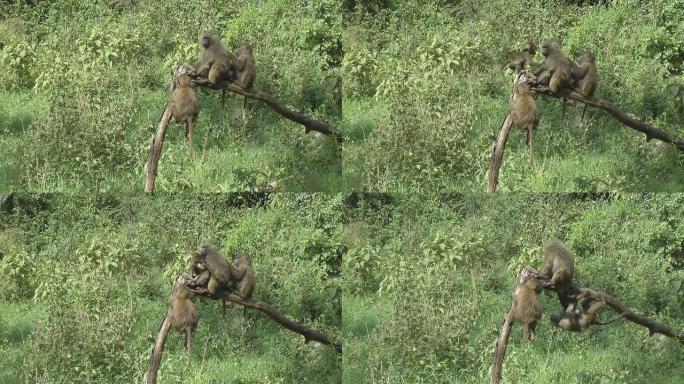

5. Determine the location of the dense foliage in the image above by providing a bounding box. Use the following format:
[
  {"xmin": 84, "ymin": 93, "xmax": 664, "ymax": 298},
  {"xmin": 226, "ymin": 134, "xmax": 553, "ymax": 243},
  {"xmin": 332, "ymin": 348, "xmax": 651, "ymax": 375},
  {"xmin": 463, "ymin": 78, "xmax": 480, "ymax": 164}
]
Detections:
[
  {"xmin": 0, "ymin": 0, "xmax": 342, "ymax": 193},
  {"xmin": 342, "ymin": 193, "xmax": 684, "ymax": 383},
  {"xmin": 0, "ymin": 193, "xmax": 342, "ymax": 383},
  {"xmin": 342, "ymin": 0, "xmax": 684, "ymax": 192}
]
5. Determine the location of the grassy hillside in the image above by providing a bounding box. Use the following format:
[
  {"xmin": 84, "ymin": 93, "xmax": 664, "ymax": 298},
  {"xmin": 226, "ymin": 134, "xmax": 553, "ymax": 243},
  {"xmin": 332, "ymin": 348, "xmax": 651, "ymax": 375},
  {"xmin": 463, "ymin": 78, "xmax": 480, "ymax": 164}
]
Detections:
[
  {"xmin": 0, "ymin": 193, "xmax": 342, "ymax": 383},
  {"xmin": 0, "ymin": 0, "xmax": 342, "ymax": 193},
  {"xmin": 342, "ymin": 193, "xmax": 684, "ymax": 383},
  {"xmin": 342, "ymin": 0, "xmax": 684, "ymax": 192}
]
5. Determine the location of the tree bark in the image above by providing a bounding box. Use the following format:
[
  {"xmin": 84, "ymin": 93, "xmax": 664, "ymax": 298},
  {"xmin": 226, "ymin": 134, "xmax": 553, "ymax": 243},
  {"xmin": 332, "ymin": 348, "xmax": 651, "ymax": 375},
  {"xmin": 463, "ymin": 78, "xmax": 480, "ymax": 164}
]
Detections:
[
  {"xmin": 487, "ymin": 114, "xmax": 512, "ymax": 193},
  {"xmin": 144, "ymin": 107, "xmax": 172, "ymax": 193},
  {"xmin": 146, "ymin": 313, "xmax": 171, "ymax": 384},
  {"xmin": 186, "ymin": 65, "xmax": 343, "ymax": 143},
  {"xmin": 490, "ymin": 307, "xmax": 513, "ymax": 384},
  {"xmin": 532, "ymin": 85, "xmax": 684, "ymax": 151}
]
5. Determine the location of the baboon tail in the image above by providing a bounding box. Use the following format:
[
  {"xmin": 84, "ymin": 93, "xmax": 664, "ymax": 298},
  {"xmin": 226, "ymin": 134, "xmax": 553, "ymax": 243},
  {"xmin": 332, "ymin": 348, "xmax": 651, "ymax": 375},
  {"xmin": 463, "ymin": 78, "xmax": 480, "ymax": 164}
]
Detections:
[
  {"xmin": 186, "ymin": 328, "xmax": 192, "ymax": 368},
  {"xmin": 595, "ymin": 311, "xmax": 627, "ymax": 326},
  {"xmin": 581, "ymin": 105, "xmax": 588, "ymax": 122}
]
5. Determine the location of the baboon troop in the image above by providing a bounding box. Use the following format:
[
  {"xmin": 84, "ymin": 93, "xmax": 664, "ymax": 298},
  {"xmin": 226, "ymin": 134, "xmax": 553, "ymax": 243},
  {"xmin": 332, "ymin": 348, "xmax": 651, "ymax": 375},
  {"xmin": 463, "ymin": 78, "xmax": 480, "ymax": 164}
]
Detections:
[
  {"xmin": 509, "ymin": 79, "xmax": 540, "ymax": 162},
  {"xmin": 189, "ymin": 245, "xmax": 257, "ymax": 309},
  {"xmin": 168, "ymin": 73, "xmax": 199, "ymax": 159},
  {"xmin": 168, "ymin": 285, "xmax": 198, "ymax": 368},
  {"xmin": 509, "ymin": 239, "xmax": 623, "ymax": 341},
  {"xmin": 502, "ymin": 40, "xmax": 601, "ymax": 157},
  {"xmin": 510, "ymin": 272, "xmax": 544, "ymax": 341}
]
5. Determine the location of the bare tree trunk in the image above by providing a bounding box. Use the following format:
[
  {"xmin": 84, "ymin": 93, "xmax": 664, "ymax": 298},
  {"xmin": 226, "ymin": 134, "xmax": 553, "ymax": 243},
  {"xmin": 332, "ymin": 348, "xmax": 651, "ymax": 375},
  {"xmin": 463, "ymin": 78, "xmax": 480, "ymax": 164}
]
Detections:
[
  {"xmin": 487, "ymin": 115, "xmax": 512, "ymax": 192},
  {"xmin": 490, "ymin": 309, "xmax": 513, "ymax": 384},
  {"xmin": 145, "ymin": 107, "xmax": 172, "ymax": 193},
  {"xmin": 146, "ymin": 314, "xmax": 171, "ymax": 384}
]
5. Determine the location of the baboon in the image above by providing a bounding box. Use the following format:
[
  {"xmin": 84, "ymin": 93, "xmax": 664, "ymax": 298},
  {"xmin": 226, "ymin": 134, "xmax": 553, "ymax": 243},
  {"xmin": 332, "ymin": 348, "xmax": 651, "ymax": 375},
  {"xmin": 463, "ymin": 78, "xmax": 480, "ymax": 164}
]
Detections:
[
  {"xmin": 505, "ymin": 41, "xmax": 537, "ymax": 74},
  {"xmin": 539, "ymin": 239, "xmax": 575, "ymax": 309},
  {"xmin": 168, "ymin": 285, "xmax": 198, "ymax": 368},
  {"xmin": 574, "ymin": 50, "xmax": 598, "ymax": 121},
  {"xmin": 551, "ymin": 293, "xmax": 623, "ymax": 332},
  {"xmin": 509, "ymin": 79, "xmax": 540, "ymax": 162},
  {"xmin": 535, "ymin": 41, "xmax": 579, "ymax": 118},
  {"xmin": 232, "ymin": 252, "xmax": 256, "ymax": 301},
  {"xmin": 511, "ymin": 274, "xmax": 544, "ymax": 341},
  {"xmin": 233, "ymin": 43, "xmax": 256, "ymax": 120},
  {"xmin": 222, "ymin": 252, "xmax": 257, "ymax": 314},
  {"xmin": 190, "ymin": 244, "xmax": 232, "ymax": 295},
  {"xmin": 168, "ymin": 74, "xmax": 199, "ymax": 159},
  {"xmin": 535, "ymin": 41, "xmax": 578, "ymax": 93},
  {"xmin": 194, "ymin": 31, "xmax": 237, "ymax": 87}
]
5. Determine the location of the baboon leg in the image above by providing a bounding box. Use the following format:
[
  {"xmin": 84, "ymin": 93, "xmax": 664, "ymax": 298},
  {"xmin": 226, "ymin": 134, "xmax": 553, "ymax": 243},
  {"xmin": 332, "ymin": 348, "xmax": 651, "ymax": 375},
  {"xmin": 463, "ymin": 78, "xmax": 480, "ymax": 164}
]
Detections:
[
  {"xmin": 526, "ymin": 127, "xmax": 534, "ymax": 163},
  {"xmin": 187, "ymin": 121, "xmax": 194, "ymax": 160},
  {"xmin": 560, "ymin": 97, "xmax": 567, "ymax": 119}
]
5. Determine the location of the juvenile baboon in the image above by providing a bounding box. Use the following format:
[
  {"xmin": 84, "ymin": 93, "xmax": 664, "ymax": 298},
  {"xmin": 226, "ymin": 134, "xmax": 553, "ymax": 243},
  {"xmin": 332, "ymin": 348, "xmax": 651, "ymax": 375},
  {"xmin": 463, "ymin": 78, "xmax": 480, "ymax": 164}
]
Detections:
[
  {"xmin": 194, "ymin": 31, "xmax": 237, "ymax": 87},
  {"xmin": 233, "ymin": 43, "xmax": 256, "ymax": 120},
  {"xmin": 232, "ymin": 252, "xmax": 256, "ymax": 301},
  {"xmin": 574, "ymin": 51, "xmax": 598, "ymax": 121},
  {"xmin": 551, "ymin": 293, "xmax": 623, "ymax": 332},
  {"xmin": 190, "ymin": 244, "xmax": 232, "ymax": 295},
  {"xmin": 221, "ymin": 252, "xmax": 257, "ymax": 314},
  {"xmin": 539, "ymin": 239, "xmax": 575, "ymax": 309},
  {"xmin": 509, "ymin": 79, "xmax": 540, "ymax": 162},
  {"xmin": 511, "ymin": 274, "xmax": 544, "ymax": 341},
  {"xmin": 168, "ymin": 285, "xmax": 198, "ymax": 368},
  {"xmin": 168, "ymin": 73, "xmax": 199, "ymax": 159},
  {"xmin": 536, "ymin": 41, "xmax": 580, "ymax": 118},
  {"xmin": 504, "ymin": 42, "xmax": 537, "ymax": 74}
]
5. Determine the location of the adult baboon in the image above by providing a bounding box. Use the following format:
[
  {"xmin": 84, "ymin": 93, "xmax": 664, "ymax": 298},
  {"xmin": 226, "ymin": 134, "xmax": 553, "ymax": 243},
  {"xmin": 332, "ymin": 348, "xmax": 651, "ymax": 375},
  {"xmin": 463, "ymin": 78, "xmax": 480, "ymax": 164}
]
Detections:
[
  {"xmin": 168, "ymin": 285, "xmax": 198, "ymax": 368},
  {"xmin": 574, "ymin": 50, "xmax": 598, "ymax": 121},
  {"xmin": 168, "ymin": 73, "xmax": 199, "ymax": 159},
  {"xmin": 535, "ymin": 41, "xmax": 579, "ymax": 118},
  {"xmin": 233, "ymin": 43, "xmax": 256, "ymax": 120},
  {"xmin": 511, "ymin": 274, "xmax": 544, "ymax": 341},
  {"xmin": 190, "ymin": 244, "xmax": 232, "ymax": 296},
  {"xmin": 194, "ymin": 31, "xmax": 237, "ymax": 87},
  {"xmin": 535, "ymin": 41, "xmax": 578, "ymax": 93},
  {"xmin": 539, "ymin": 239, "xmax": 575, "ymax": 309},
  {"xmin": 509, "ymin": 78, "xmax": 540, "ymax": 162}
]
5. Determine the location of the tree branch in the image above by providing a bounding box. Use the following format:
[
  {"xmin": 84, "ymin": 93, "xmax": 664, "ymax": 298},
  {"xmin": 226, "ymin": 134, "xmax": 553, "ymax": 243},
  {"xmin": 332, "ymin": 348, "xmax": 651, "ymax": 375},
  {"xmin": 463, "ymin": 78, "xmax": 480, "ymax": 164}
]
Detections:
[
  {"xmin": 182, "ymin": 65, "xmax": 343, "ymax": 143},
  {"xmin": 530, "ymin": 83, "xmax": 684, "ymax": 151}
]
